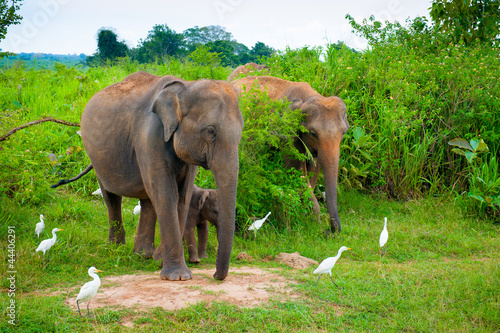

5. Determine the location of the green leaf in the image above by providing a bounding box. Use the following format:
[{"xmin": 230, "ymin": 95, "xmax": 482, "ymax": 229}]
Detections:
[
  {"xmin": 448, "ymin": 138, "xmax": 472, "ymax": 151},
  {"xmin": 475, "ymin": 139, "xmax": 489, "ymax": 153},
  {"xmin": 352, "ymin": 126, "xmax": 364, "ymax": 142},
  {"xmin": 464, "ymin": 151, "xmax": 476, "ymax": 164},
  {"xmin": 451, "ymin": 148, "xmax": 466, "ymax": 156}
]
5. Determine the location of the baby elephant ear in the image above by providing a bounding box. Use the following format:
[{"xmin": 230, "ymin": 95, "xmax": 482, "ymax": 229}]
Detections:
[
  {"xmin": 152, "ymin": 81, "xmax": 186, "ymax": 142},
  {"xmin": 198, "ymin": 191, "xmax": 209, "ymax": 210}
]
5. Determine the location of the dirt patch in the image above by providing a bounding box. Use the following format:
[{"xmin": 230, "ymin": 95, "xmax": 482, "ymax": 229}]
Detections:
[
  {"xmin": 65, "ymin": 266, "xmax": 298, "ymax": 312},
  {"xmin": 275, "ymin": 252, "xmax": 319, "ymax": 269}
]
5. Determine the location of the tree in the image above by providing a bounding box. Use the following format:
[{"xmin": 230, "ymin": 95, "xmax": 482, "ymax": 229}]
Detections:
[
  {"xmin": 0, "ymin": 0, "xmax": 22, "ymax": 40},
  {"xmin": 430, "ymin": 0, "xmax": 500, "ymax": 46},
  {"xmin": 250, "ymin": 42, "xmax": 275, "ymax": 60},
  {"xmin": 135, "ymin": 24, "xmax": 184, "ymax": 63},
  {"xmin": 87, "ymin": 28, "xmax": 129, "ymax": 65},
  {"xmin": 0, "ymin": 0, "xmax": 23, "ymax": 57},
  {"xmin": 96, "ymin": 28, "xmax": 128, "ymax": 60},
  {"xmin": 205, "ymin": 40, "xmax": 238, "ymax": 67},
  {"xmin": 183, "ymin": 25, "xmax": 233, "ymax": 51}
]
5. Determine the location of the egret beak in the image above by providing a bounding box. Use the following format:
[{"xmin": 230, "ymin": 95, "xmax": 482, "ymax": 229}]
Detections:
[
  {"xmin": 95, "ymin": 269, "xmax": 103, "ymax": 273},
  {"xmin": 58, "ymin": 229, "xmax": 64, "ymax": 231},
  {"xmin": 346, "ymin": 248, "xmax": 352, "ymax": 250}
]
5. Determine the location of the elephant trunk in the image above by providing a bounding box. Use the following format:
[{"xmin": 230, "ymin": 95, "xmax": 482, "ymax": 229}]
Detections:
[
  {"xmin": 318, "ymin": 138, "xmax": 342, "ymax": 233},
  {"xmin": 210, "ymin": 152, "xmax": 239, "ymax": 280}
]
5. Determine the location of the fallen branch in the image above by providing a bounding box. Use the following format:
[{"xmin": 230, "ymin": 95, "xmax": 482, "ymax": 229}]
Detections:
[{"xmin": 0, "ymin": 117, "xmax": 80, "ymax": 142}]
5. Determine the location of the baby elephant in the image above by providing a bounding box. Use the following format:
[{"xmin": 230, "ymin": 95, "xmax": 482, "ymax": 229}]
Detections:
[{"xmin": 184, "ymin": 185, "xmax": 219, "ymax": 263}]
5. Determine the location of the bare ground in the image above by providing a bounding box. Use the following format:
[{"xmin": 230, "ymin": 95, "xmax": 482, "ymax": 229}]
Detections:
[{"xmin": 65, "ymin": 266, "xmax": 299, "ymax": 312}]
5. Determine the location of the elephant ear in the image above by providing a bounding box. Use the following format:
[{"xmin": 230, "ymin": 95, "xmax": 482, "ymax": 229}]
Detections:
[
  {"xmin": 152, "ymin": 81, "xmax": 186, "ymax": 142},
  {"xmin": 289, "ymin": 98, "xmax": 303, "ymax": 110},
  {"xmin": 198, "ymin": 191, "xmax": 209, "ymax": 211}
]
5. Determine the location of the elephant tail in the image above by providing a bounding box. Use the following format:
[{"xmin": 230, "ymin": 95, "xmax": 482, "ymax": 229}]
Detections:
[{"xmin": 50, "ymin": 163, "xmax": 93, "ymax": 188}]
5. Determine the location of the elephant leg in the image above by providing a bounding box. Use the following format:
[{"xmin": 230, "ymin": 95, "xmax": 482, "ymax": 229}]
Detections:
[
  {"xmin": 134, "ymin": 199, "xmax": 157, "ymax": 258},
  {"xmin": 101, "ymin": 189, "xmax": 125, "ymax": 245},
  {"xmin": 184, "ymin": 223, "xmax": 200, "ymax": 263},
  {"xmin": 197, "ymin": 221, "xmax": 209, "ymax": 259},
  {"xmin": 151, "ymin": 166, "xmax": 197, "ymax": 281}
]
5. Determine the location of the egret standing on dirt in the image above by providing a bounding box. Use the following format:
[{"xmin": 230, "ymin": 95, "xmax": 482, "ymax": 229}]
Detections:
[
  {"xmin": 379, "ymin": 217, "xmax": 388, "ymax": 255},
  {"xmin": 313, "ymin": 246, "xmax": 351, "ymax": 287},
  {"xmin": 36, "ymin": 228, "xmax": 63, "ymax": 259},
  {"xmin": 76, "ymin": 266, "xmax": 103, "ymax": 317},
  {"xmin": 248, "ymin": 212, "xmax": 271, "ymax": 235},
  {"xmin": 35, "ymin": 214, "xmax": 45, "ymax": 239}
]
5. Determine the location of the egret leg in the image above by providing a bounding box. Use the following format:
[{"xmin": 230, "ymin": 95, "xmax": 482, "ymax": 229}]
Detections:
[
  {"xmin": 329, "ymin": 275, "xmax": 339, "ymax": 288},
  {"xmin": 76, "ymin": 300, "xmax": 82, "ymax": 317},
  {"xmin": 316, "ymin": 275, "xmax": 322, "ymax": 284},
  {"xmin": 86, "ymin": 301, "xmax": 91, "ymax": 317}
]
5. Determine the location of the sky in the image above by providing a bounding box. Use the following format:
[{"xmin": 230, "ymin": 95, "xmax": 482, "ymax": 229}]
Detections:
[{"xmin": 0, "ymin": 0, "xmax": 432, "ymax": 55}]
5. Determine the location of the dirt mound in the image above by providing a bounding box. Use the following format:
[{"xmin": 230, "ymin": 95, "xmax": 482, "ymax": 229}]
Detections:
[
  {"xmin": 65, "ymin": 266, "xmax": 298, "ymax": 312},
  {"xmin": 275, "ymin": 252, "xmax": 319, "ymax": 269}
]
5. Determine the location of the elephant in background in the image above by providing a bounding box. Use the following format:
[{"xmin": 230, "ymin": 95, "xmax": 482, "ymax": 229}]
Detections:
[
  {"xmin": 184, "ymin": 185, "xmax": 219, "ymax": 263},
  {"xmin": 231, "ymin": 76, "xmax": 349, "ymax": 232},
  {"xmin": 227, "ymin": 62, "xmax": 270, "ymax": 82},
  {"xmin": 80, "ymin": 71, "xmax": 244, "ymax": 281}
]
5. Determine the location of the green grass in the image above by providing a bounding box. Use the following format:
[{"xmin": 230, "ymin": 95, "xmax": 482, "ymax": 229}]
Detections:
[
  {"xmin": 1, "ymin": 188, "xmax": 499, "ymax": 332},
  {"xmin": 1, "ymin": 52, "xmax": 499, "ymax": 332}
]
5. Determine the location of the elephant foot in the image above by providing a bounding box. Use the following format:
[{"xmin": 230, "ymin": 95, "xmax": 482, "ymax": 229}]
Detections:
[
  {"xmin": 199, "ymin": 252, "xmax": 208, "ymax": 259},
  {"xmin": 160, "ymin": 266, "xmax": 193, "ymax": 281},
  {"xmin": 134, "ymin": 243, "xmax": 155, "ymax": 259},
  {"xmin": 108, "ymin": 237, "xmax": 126, "ymax": 246},
  {"xmin": 188, "ymin": 256, "xmax": 200, "ymax": 263}
]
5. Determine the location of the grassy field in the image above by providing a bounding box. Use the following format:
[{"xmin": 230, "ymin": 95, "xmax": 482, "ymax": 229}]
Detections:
[
  {"xmin": 1, "ymin": 187, "xmax": 499, "ymax": 332},
  {"xmin": 0, "ymin": 53, "xmax": 499, "ymax": 331}
]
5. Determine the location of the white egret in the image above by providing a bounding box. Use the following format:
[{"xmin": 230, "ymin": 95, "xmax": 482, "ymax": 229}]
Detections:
[
  {"xmin": 133, "ymin": 201, "xmax": 141, "ymax": 215},
  {"xmin": 248, "ymin": 212, "xmax": 271, "ymax": 234},
  {"xmin": 35, "ymin": 214, "xmax": 45, "ymax": 239},
  {"xmin": 313, "ymin": 246, "xmax": 351, "ymax": 287},
  {"xmin": 36, "ymin": 228, "xmax": 63, "ymax": 259},
  {"xmin": 92, "ymin": 188, "xmax": 102, "ymax": 196},
  {"xmin": 76, "ymin": 266, "xmax": 103, "ymax": 317},
  {"xmin": 379, "ymin": 217, "xmax": 388, "ymax": 255}
]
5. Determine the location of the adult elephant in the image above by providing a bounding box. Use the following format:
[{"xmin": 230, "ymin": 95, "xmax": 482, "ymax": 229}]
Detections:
[
  {"xmin": 81, "ymin": 71, "xmax": 243, "ymax": 281},
  {"xmin": 231, "ymin": 76, "xmax": 348, "ymax": 232}
]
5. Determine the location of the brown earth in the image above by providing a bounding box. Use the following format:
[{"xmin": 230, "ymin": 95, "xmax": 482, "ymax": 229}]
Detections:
[{"xmin": 65, "ymin": 266, "xmax": 298, "ymax": 312}]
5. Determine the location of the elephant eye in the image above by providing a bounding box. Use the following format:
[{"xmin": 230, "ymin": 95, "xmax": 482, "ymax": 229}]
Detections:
[
  {"xmin": 309, "ymin": 130, "xmax": 318, "ymax": 138},
  {"xmin": 205, "ymin": 126, "xmax": 216, "ymax": 139}
]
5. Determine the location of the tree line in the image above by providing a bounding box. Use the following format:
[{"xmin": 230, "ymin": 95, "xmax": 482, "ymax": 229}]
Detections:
[{"xmin": 86, "ymin": 24, "xmax": 275, "ymax": 67}]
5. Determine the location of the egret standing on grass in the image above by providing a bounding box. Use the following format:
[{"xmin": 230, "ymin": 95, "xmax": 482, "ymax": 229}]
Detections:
[
  {"xmin": 92, "ymin": 188, "xmax": 102, "ymax": 196},
  {"xmin": 76, "ymin": 266, "xmax": 103, "ymax": 317},
  {"xmin": 36, "ymin": 228, "xmax": 63, "ymax": 259},
  {"xmin": 133, "ymin": 201, "xmax": 141, "ymax": 215},
  {"xmin": 379, "ymin": 217, "xmax": 389, "ymax": 255},
  {"xmin": 35, "ymin": 214, "xmax": 45, "ymax": 239},
  {"xmin": 313, "ymin": 246, "xmax": 351, "ymax": 287},
  {"xmin": 248, "ymin": 212, "xmax": 271, "ymax": 235}
]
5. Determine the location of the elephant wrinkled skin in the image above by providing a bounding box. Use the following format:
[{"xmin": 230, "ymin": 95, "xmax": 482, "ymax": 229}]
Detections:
[
  {"xmin": 81, "ymin": 71, "xmax": 243, "ymax": 281},
  {"xmin": 232, "ymin": 76, "xmax": 349, "ymax": 232}
]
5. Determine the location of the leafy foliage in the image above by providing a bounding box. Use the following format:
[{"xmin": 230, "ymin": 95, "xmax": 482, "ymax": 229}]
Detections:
[
  {"xmin": 236, "ymin": 85, "xmax": 314, "ymax": 231},
  {"xmin": 0, "ymin": 0, "xmax": 22, "ymax": 41},
  {"xmin": 86, "ymin": 28, "xmax": 129, "ymax": 66},
  {"xmin": 430, "ymin": 0, "xmax": 500, "ymax": 46},
  {"xmin": 449, "ymin": 138, "xmax": 500, "ymax": 218}
]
